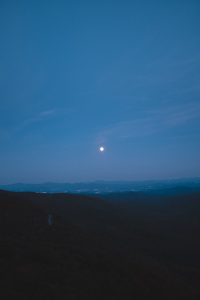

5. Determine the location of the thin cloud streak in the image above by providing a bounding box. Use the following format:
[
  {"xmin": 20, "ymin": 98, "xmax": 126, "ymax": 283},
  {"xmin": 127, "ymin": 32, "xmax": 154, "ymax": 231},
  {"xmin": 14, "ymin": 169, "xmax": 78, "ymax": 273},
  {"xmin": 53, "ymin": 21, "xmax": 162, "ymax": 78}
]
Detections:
[
  {"xmin": 17, "ymin": 109, "xmax": 56, "ymax": 132},
  {"xmin": 97, "ymin": 102, "xmax": 200, "ymax": 143},
  {"xmin": 1, "ymin": 107, "xmax": 74, "ymax": 141}
]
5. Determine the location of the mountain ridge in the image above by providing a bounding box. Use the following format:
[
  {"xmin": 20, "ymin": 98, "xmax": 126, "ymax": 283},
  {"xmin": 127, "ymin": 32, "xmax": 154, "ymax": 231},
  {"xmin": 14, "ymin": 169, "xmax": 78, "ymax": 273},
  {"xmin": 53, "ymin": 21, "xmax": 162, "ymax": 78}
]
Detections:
[{"xmin": 1, "ymin": 178, "xmax": 200, "ymax": 194}]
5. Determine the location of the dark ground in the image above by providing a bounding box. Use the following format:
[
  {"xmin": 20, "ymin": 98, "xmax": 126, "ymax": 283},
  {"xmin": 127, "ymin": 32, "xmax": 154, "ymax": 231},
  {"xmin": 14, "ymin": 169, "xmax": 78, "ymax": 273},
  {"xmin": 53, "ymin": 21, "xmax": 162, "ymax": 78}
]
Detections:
[{"xmin": 0, "ymin": 189, "xmax": 200, "ymax": 299}]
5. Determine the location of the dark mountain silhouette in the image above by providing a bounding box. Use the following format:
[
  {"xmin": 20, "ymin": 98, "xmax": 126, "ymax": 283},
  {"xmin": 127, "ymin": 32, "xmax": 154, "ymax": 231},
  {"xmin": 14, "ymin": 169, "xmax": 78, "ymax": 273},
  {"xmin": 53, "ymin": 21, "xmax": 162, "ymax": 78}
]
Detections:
[
  {"xmin": 0, "ymin": 189, "xmax": 200, "ymax": 299},
  {"xmin": 1, "ymin": 178, "xmax": 200, "ymax": 194}
]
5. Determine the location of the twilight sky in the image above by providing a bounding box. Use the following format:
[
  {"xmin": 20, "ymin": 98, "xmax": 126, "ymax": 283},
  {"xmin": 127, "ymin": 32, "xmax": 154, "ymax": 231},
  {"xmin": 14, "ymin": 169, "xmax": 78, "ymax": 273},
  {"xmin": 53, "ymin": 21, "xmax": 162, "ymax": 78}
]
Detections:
[{"xmin": 0, "ymin": 0, "xmax": 200, "ymax": 184}]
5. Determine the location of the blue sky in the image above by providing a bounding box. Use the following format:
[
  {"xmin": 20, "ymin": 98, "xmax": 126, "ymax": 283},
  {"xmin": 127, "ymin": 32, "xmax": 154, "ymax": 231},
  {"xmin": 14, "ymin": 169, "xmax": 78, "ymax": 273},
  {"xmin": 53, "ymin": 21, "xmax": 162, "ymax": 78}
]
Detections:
[{"xmin": 0, "ymin": 0, "xmax": 200, "ymax": 183}]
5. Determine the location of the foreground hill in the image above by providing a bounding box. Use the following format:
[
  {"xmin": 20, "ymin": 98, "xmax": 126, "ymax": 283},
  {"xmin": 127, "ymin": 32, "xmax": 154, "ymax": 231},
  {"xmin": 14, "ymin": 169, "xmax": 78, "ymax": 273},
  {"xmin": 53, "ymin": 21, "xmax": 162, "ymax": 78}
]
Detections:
[{"xmin": 0, "ymin": 190, "xmax": 200, "ymax": 299}]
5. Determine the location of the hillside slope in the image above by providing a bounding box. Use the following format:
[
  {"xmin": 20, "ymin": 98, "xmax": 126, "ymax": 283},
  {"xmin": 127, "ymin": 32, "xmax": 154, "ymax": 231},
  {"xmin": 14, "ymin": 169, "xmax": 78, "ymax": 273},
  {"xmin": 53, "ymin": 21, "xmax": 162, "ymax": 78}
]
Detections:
[{"xmin": 0, "ymin": 190, "xmax": 200, "ymax": 299}]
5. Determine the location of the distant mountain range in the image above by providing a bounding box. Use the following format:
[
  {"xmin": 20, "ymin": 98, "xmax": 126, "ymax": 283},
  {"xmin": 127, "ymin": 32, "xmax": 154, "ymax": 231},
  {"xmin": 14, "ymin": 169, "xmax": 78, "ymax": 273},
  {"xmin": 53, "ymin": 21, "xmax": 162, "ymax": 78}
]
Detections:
[{"xmin": 1, "ymin": 178, "xmax": 200, "ymax": 194}]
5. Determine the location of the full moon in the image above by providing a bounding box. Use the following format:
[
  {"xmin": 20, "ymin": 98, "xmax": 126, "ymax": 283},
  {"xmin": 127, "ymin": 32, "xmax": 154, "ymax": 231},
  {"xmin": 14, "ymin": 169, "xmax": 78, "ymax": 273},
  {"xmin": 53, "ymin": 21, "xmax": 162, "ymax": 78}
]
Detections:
[{"xmin": 99, "ymin": 146, "xmax": 105, "ymax": 152}]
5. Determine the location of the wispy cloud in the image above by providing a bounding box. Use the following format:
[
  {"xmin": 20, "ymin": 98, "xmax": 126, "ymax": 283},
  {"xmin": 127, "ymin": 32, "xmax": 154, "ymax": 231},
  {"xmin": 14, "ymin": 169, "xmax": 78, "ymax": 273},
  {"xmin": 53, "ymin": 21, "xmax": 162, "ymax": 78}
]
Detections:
[
  {"xmin": 10, "ymin": 109, "xmax": 57, "ymax": 132},
  {"xmin": 16, "ymin": 109, "xmax": 56, "ymax": 132},
  {"xmin": 97, "ymin": 102, "xmax": 200, "ymax": 143},
  {"xmin": 1, "ymin": 107, "xmax": 74, "ymax": 141},
  {"xmin": 38, "ymin": 110, "xmax": 55, "ymax": 117}
]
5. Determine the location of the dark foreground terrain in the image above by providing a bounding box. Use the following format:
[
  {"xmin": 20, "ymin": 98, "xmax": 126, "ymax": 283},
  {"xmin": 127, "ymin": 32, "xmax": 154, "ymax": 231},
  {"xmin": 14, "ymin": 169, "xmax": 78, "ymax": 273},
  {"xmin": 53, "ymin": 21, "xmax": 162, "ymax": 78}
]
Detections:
[{"xmin": 0, "ymin": 190, "xmax": 200, "ymax": 299}]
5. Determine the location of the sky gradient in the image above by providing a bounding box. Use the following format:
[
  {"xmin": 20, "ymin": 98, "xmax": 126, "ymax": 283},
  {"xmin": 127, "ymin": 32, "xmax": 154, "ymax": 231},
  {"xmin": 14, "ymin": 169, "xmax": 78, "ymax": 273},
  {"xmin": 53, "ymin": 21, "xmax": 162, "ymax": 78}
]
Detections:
[{"xmin": 0, "ymin": 0, "xmax": 200, "ymax": 184}]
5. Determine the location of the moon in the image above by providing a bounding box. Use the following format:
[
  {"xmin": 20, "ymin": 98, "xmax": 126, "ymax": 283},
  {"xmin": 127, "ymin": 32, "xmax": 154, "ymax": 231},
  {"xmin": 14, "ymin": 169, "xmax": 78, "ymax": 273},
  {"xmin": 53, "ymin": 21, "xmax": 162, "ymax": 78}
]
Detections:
[{"xmin": 99, "ymin": 146, "xmax": 105, "ymax": 152}]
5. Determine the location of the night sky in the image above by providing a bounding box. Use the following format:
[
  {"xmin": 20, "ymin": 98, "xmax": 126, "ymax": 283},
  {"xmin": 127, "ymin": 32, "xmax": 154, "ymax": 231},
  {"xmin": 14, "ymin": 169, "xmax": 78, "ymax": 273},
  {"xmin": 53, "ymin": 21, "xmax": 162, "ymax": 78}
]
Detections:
[{"xmin": 0, "ymin": 0, "xmax": 200, "ymax": 184}]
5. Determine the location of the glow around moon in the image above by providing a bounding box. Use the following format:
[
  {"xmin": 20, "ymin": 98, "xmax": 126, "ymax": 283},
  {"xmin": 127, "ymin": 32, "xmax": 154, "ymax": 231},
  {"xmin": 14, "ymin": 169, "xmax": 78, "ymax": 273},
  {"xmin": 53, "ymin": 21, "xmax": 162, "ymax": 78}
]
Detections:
[{"xmin": 99, "ymin": 146, "xmax": 105, "ymax": 152}]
